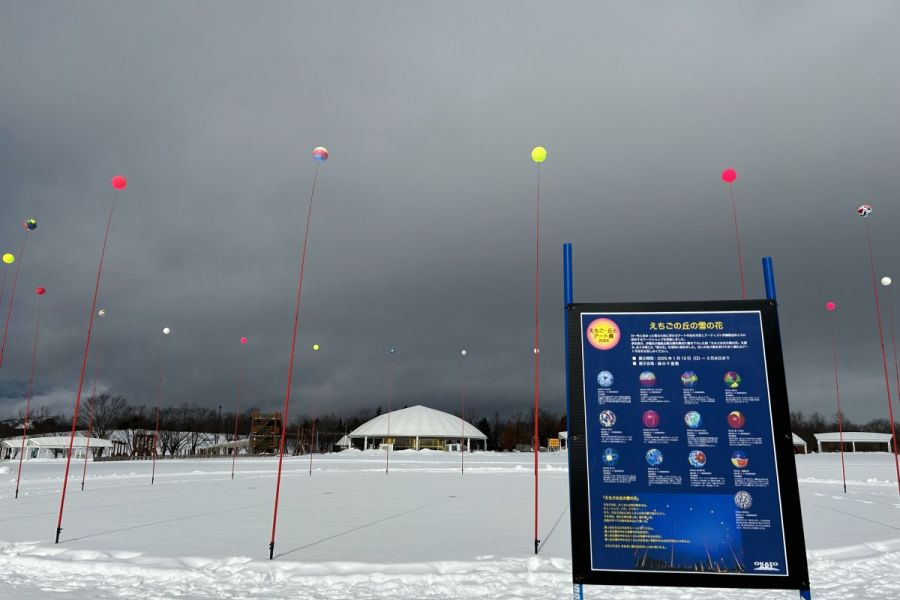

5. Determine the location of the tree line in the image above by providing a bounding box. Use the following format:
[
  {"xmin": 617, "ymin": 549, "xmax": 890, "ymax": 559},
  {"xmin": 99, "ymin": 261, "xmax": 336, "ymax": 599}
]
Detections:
[
  {"xmin": 790, "ymin": 410, "xmax": 899, "ymax": 449},
  {"xmin": 0, "ymin": 394, "xmax": 569, "ymax": 455}
]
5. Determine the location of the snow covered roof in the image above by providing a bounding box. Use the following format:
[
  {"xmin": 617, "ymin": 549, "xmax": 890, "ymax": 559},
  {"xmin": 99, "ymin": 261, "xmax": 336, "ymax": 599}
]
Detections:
[
  {"xmin": 0, "ymin": 436, "xmax": 114, "ymax": 449},
  {"xmin": 813, "ymin": 432, "xmax": 893, "ymax": 443},
  {"xmin": 792, "ymin": 433, "xmax": 807, "ymax": 446},
  {"xmin": 349, "ymin": 405, "xmax": 486, "ymax": 440},
  {"xmin": 335, "ymin": 435, "xmax": 351, "ymax": 447}
]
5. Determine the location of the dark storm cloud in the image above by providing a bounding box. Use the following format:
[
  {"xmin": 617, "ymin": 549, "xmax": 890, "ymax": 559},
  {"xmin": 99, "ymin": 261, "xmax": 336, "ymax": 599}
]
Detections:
[{"xmin": 0, "ymin": 1, "xmax": 899, "ymax": 423}]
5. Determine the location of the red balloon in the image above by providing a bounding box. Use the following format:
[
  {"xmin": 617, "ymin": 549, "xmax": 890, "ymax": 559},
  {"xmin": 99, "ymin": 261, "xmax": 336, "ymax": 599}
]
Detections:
[
  {"xmin": 111, "ymin": 175, "xmax": 128, "ymax": 190},
  {"xmin": 721, "ymin": 168, "xmax": 737, "ymax": 184},
  {"xmin": 35, "ymin": 287, "xmax": 46, "ymax": 296},
  {"xmin": 240, "ymin": 337, "xmax": 248, "ymax": 344},
  {"xmin": 825, "ymin": 301, "xmax": 836, "ymax": 312}
]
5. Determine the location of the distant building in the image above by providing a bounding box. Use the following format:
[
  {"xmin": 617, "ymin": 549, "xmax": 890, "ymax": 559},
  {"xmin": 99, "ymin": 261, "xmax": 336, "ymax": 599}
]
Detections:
[{"xmin": 347, "ymin": 405, "xmax": 487, "ymax": 451}]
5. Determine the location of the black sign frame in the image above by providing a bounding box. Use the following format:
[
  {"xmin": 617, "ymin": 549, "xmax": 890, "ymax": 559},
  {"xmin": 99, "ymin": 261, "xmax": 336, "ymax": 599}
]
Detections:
[{"xmin": 566, "ymin": 299, "xmax": 810, "ymax": 592}]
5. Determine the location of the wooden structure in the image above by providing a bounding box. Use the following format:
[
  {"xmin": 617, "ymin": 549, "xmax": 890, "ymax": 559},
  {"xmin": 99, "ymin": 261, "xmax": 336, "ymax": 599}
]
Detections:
[{"xmin": 250, "ymin": 412, "xmax": 282, "ymax": 455}]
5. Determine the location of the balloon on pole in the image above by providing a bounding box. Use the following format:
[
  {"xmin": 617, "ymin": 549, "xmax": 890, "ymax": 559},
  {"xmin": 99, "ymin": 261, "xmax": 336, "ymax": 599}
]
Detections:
[
  {"xmin": 721, "ymin": 168, "xmax": 746, "ymax": 299},
  {"xmin": 1, "ymin": 254, "xmax": 13, "ymax": 264}
]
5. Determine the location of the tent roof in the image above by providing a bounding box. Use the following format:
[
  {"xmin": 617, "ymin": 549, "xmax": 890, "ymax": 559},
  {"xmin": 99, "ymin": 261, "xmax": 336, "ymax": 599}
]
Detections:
[
  {"xmin": 335, "ymin": 435, "xmax": 351, "ymax": 446},
  {"xmin": 813, "ymin": 431, "xmax": 893, "ymax": 443},
  {"xmin": 349, "ymin": 405, "xmax": 486, "ymax": 440},
  {"xmin": 792, "ymin": 433, "xmax": 807, "ymax": 446},
  {"xmin": 1, "ymin": 436, "xmax": 114, "ymax": 448}
]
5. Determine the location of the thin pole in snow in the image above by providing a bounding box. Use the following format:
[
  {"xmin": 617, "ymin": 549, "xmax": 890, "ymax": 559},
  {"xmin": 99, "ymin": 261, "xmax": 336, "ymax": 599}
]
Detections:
[
  {"xmin": 14, "ymin": 287, "xmax": 44, "ymax": 499},
  {"xmin": 862, "ymin": 220, "xmax": 900, "ymax": 496},
  {"xmin": 270, "ymin": 148, "xmax": 326, "ymax": 560},
  {"xmin": 232, "ymin": 337, "xmax": 248, "ymax": 480},
  {"xmin": 56, "ymin": 177, "xmax": 125, "ymax": 544},
  {"xmin": 151, "ymin": 328, "xmax": 171, "ymax": 485},
  {"xmin": 0, "ymin": 233, "xmax": 30, "ymax": 367},
  {"xmin": 460, "ymin": 349, "xmax": 467, "ymax": 474},
  {"xmin": 825, "ymin": 301, "xmax": 847, "ymax": 493},
  {"xmin": 386, "ymin": 347, "xmax": 395, "ymax": 474}
]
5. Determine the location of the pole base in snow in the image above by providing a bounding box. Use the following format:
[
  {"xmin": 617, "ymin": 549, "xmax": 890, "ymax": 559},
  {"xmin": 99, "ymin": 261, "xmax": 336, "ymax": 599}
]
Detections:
[
  {"xmin": 534, "ymin": 539, "xmax": 540, "ymax": 554},
  {"xmin": 14, "ymin": 489, "xmax": 18, "ymax": 499},
  {"xmin": 269, "ymin": 542, "xmax": 275, "ymax": 560},
  {"xmin": 81, "ymin": 481, "xmax": 85, "ymax": 491},
  {"xmin": 55, "ymin": 527, "xmax": 61, "ymax": 544}
]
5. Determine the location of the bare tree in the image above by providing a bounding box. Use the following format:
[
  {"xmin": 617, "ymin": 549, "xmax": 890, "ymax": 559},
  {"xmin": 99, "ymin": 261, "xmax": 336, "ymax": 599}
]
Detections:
[{"xmin": 81, "ymin": 394, "xmax": 129, "ymax": 440}]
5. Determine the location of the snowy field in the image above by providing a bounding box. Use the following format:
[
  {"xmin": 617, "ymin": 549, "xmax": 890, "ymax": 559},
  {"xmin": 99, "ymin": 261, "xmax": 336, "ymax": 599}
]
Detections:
[{"xmin": 1, "ymin": 450, "xmax": 899, "ymax": 599}]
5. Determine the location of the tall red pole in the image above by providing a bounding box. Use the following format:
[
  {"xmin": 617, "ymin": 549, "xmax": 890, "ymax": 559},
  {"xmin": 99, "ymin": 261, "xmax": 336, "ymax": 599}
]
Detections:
[
  {"xmin": 232, "ymin": 337, "xmax": 248, "ymax": 480},
  {"xmin": 81, "ymin": 308, "xmax": 105, "ymax": 491},
  {"xmin": 862, "ymin": 219, "xmax": 900, "ymax": 496},
  {"xmin": 14, "ymin": 286, "xmax": 45, "ymax": 499},
  {"xmin": 0, "ymin": 265, "xmax": 9, "ymax": 313},
  {"xmin": 386, "ymin": 347, "xmax": 395, "ymax": 474},
  {"xmin": 825, "ymin": 301, "xmax": 847, "ymax": 493},
  {"xmin": 56, "ymin": 177, "xmax": 125, "ymax": 544},
  {"xmin": 531, "ymin": 147, "xmax": 545, "ymax": 555},
  {"xmin": 721, "ymin": 169, "xmax": 746, "ymax": 300},
  {"xmin": 151, "ymin": 328, "xmax": 171, "ymax": 485},
  {"xmin": 0, "ymin": 234, "xmax": 30, "ymax": 367},
  {"xmin": 270, "ymin": 148, "xmax": 326, "ymax": 560},
  {"xmin": 460, "ymin": 349, "xmax": 467, "ymax": 474},
  {"xmin": 309, "ymin": 343, "xmax": 320, "ymax": 476}
]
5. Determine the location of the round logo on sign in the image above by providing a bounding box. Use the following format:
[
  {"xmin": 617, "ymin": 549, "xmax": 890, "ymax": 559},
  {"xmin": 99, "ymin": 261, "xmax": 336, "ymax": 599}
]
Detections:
[{"xmin": 586, "ymin": 318, "xmax": 620, "ymax": 350}]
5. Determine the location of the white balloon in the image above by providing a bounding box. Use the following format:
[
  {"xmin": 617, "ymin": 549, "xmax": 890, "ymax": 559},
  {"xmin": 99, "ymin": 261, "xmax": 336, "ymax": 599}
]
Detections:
[
  {"xmin": 461, "ymin": 349, "xmax": 467, "ymax": 356},
  {"xmin": 162, "ymin": 327, "xmax": 171, "ymax": 335},
  {"xmin": 882, "ymin": 276, "xmax": 893, "ymax": 286},
  {"xmin": 97, "ymin": 309, "xmax": 106, "ymax": 318}
]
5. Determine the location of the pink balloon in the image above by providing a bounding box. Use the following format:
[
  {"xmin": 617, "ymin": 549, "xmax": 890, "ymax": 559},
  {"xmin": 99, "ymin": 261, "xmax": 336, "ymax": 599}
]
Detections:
[
  {"xmin": 111, "ymin": 175, "xmax": 128, "ymax": 190},
  {"xmin": 721, "ymin": 168, "xmax": 737, "ymax": 184},
  {"xmin": 240, "ymin": 337, "xmax": 248, "ymax": 344},
  {"xmin": 35, "ymin": 287, "xmax": 46, "ymax": 296},
  {"xmin": 825, "ymin": 301, "xmax": 836, "ymax": 312}
]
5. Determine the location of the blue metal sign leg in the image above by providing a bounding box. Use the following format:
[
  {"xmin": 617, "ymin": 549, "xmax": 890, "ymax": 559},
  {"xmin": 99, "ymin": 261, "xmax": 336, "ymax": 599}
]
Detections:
[{"xmin": 563, "ymin": 243, "xmax": 584, "ymax": 600}]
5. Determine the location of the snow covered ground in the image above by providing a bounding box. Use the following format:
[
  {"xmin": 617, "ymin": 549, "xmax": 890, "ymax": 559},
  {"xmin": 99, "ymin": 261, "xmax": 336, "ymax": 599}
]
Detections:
[{"xmin": 0, "ymin": 450, "xmax": 898, "ymax": 599}]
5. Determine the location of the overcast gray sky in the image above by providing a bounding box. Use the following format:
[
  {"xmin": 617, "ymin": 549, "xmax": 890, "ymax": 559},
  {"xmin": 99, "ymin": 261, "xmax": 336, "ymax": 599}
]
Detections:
[{"xmin": 1, "ymin": 1, "xmax": 899, "ymax": 424}]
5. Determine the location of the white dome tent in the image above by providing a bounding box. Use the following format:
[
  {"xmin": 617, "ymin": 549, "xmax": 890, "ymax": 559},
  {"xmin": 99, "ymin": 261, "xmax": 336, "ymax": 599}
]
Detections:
[{"xmin": 348, "ymin": 405, "xmax": 487, "ymax": 451}]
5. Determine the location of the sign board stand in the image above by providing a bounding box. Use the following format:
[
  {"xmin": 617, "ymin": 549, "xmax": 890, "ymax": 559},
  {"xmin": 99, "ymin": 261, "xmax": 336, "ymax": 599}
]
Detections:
[{"xmin": 563, "ymin": 243, "xmax": 811, "ymax": 600}]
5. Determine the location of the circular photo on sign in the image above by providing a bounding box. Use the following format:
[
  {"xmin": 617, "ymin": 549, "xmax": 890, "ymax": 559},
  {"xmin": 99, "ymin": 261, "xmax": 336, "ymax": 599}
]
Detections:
[
  {"xmin": 639, "ymin": 371, "xmax": 657, "ymax": 387},
  {"xmin": 681, "ymin": 371, "xmax": 699, "ymax": 387},
  {"xmin": 645, "ymin": 448, "xmax": 664, "ymax": 466},
  {"xmin": 724, "ymin": 371, "xmax": 742, "ymax": 389},
  {"xmin": 599, "ymin": 410, "xmax": 616, "ymax": 428},
  {"xmin": 586, "ymin": 318, "xmax": 621, "ymax": 351},
  {"xmin": 597, "ymin": 370, "xmax": 614, "ymax": 388},
  {"xmin": 731, "ymin": 451, "xmax": 749, "ymax": 468},
  {"xmin": 642, "ymin": 410, "xmax": 660, "ymax": 428},
  {"xmin": 728, "ymin": 411, "xmax": 746, "ymax": 429},
  {"xmin": 602, "ymin": 447, "xmax": 620, "ymax": 467},
  {"xmin": 734, "ymin": 490, "xmax": 753, "ymax": 510},
  {"xmin": 684, "ymin": 411, "xmax": 702, "ymax": 429},
  {"xmin": 688, "ymin": 450, "xmax": 707, "ymax": 468}
]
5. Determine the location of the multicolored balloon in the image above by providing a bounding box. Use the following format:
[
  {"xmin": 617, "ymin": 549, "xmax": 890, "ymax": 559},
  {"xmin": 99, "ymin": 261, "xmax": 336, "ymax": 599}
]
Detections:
[
  {"xmin": 111, "ymin": 175, "xmax": 128, "ymax": 191},
  {"xmin": 721, "ymin": 168, "xmax": 737, "ymax": 184},
  {"xmin": 882, "ymin": 276, "xmax": 893, "ymax": 287},
  {"xmin": 2, "ymin": 253, "xmax": 13, "ymax": 265},
  {"xmin": 240, "ymin": 336, "xmax": 248, "ymax": 344},
  {"xmin": 531, "ymin": 146, "xmax": 547, "ymax": 164},
  {"xmin": 98, "ymin": 309, "xmax": 106, "ymax": 318},
  {"xmin": 23, "ymin": 219, "xmax": 37, "ymax": 231},
  {"xmin": 35, "ymin": 287, "xmax": 46, "ymax": 296},
  {"xmin": 313, "ymin": 147, "xmax": 328, "ymax": 162},
  {"xmin": 162, "ymin": 327, "xmax": 171, "ymax": 335},
  {"xmin": 825, "ymin": 301, "xmax": 836, "ymax": 312},
  {"xmin": 858, "ymin": 204, "xmax": 872, "ymax": 217}
]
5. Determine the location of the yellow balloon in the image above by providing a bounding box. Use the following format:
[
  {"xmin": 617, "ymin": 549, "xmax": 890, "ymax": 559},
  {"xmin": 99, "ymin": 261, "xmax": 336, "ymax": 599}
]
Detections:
[
  {"xmin": 313, "ymin": 344, "xmax": 320, "ymax": 351},
  {"xmin": 531, "ymin": 146, "xmax": 547, "ymax": 163},
  {"xmin": 2, "ymin": 253, "xmax": 13, "ymax": 264}
]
